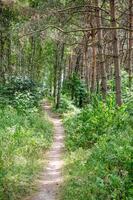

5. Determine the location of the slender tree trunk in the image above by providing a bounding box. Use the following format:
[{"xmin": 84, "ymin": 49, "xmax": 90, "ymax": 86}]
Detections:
[
  {"xmin": 80, "ymin": 53, "xmax": 84, "ymax": 79},
  {"xmin": 7, "ymin": 31, "xmax": 11, "ymax": 75},
  {"xmin": 29, "ymin": 36, "xmax": 36, "ymax": 80},
  {"xmin": 96, "ymin": 62, "xmax": 100, "ymax": 93},
  {"xmin": 56, "ymin": 43, "xmax": 64, "ymax": 109},
  {"xmin": 110, "ymin": 0, "xmax": 122, "ymax": 106},
  {"xmin": 84, "ymin": 40, "xmax": 90, "ymax": 90},
  {"xmin": 90, "ymin": 30, "xmax": 96, "ymax": 92},
  {"xmin": 68, "ymin": 55, "xmax": 72, "ymax": 78},
  {"xmin": 75, "ymin": 48, "xmax": 81, "ymax": 74},
  {"xmin": 0, "ymin": 3, "xmax": 6, "ymax": 83},
  {"xmin": 128, "ymin": 0, "xmax": 133, "ymax": 88},
  {"xmin": 63, "ymin": 59, "xmax": 66, "ymax": 82},
  {"xmin": 53, "ymin": 42, "xmax": 59, "ymax": 102},
  {"xmin": 0, "ymin": 32, "xmax": 4, "ymax": 82},
  {"xmin": 95, "ymin": 0, "xmax": 107, "ymax": 99}
]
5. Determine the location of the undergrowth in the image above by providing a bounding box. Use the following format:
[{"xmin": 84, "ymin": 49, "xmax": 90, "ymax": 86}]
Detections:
[
  {"xmin": 0, "ymin": 76, "xmax": 53, "ymax": 200},
  {"xmin": 61, "ymin": 96, "xmax": 133, "ymax": 200},
  {"xmin": 0, "ymin": 106, "xmax": 53, "ymax": 200},
  {"xmin": 52, "ymin": 95, "xmax": 80, "ymax": 115}
]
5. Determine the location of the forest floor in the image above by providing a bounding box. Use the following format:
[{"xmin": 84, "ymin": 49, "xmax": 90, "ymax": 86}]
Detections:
[{"xmin": 25, "ymin": 102, "xmax": 65, "ymax": 200}]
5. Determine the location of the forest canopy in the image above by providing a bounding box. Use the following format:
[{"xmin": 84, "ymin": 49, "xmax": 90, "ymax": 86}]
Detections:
[{"xmin": 0, "ymin": 0, "xmax": 132, "ymax": 108}]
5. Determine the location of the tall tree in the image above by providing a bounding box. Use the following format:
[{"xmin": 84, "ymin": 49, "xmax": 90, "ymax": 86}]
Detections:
[
  {"xmin": 95, "ymin": 0, "xmax": 107, "ymax": 99},
  {"xmin": 90, "ymin": 29, "xmax": 97, "ymax": 93},
  {"xmin": 56, "ymin": 42, "xmax": 65, "ymax": 109},
  {"xmin": 128, "ymin": 0, "xmax": 133, "ymax": 88},
  {"xmin": 110, "ymin": 0, "xmax": 122, "ymax": 106}
]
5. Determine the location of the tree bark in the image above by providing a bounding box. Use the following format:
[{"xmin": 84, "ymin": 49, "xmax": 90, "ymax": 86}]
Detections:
[
  {"xmin": 84, "ymin": 40, "xmax": 90, "ymax": 90},
  {"xmin": 56, "ymin": 43, "xmax": 64, "ymax": 109},
  {"xmin": 95, "ymin": 0, "xmax": 107, "ymax": 99},
  {"xmin": 128, "ymin": 0, "xmax": 133, "ymax": 88},
  {"xmin": 110, "ymin": 0, "xmax": 122, "ymax": 106},
  {"xmin": 90, "ymin": 30, "xmax": 96, "ymax": 93},
  {"xmin": 53, "ymin": 42, "xmax": 59, "ymax": 102}
]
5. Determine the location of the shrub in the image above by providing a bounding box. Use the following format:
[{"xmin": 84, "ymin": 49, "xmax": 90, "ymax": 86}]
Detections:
[
  {"xmin": 64, "ymin": 99, "xmax": 128, "ymax": 150},
  {"xmin": 0, "ymin": 76, "xmax": 45, "ymax": 109}
]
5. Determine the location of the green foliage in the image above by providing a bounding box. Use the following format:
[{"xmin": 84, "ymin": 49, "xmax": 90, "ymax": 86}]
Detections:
[
  {"xmin": 64, "ymin": 97, "xmax": 128, "ymax": 150},
  {"xmin": 52, "ymin": 95, "xmax": 79, "ymax": 114},
  {"xmin": 0, "ymin": 76, "xmax": 53, "ymax": 199},
  {"xmin": 0, "ymin": 106, "xmax": 53, "ymax": 200},
  {"xmin": 62, "ymin": 129, "xmax": 133, "ymax": 200},
  {"xmin": 0, "ymin": 76, "xmax": 45, "ymax": 110},
  {"xmin": 13, "ymin": 91, "xmax": 38, "ymax": 111},
  {"xmin": 86, "ymin": 131, "xmax": 133, "ymax": 200},
  {"xmin": 63, "ymin": 73, "xmax": 88, "ymax": 107},
  {"xmin": 62, "ymin": 96, "xmax": 133, "ymax": 200}
]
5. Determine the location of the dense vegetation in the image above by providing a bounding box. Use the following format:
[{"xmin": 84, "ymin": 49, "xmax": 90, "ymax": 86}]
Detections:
[
  {"xmin": 0, "ymin": 106, "xmax": 53, "ymax": 200},
  {"xmin": 0, "ymin": 0, "xmax": 133, "ymax": 200},
  {"xmin": 61, "ymin": 97, "xmax": 133, "ymax": 200},
  {"xmin": 0, "ymin": 78, "xmax": 53, "ymax": 200}
]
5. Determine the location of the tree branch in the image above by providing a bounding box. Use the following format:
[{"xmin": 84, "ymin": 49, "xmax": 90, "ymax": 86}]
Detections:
[{"xmin": 19, "ymin": 25, "xmax": 133, "ymax": 38}]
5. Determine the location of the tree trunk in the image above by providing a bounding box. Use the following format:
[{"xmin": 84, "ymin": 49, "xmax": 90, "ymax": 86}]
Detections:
[
  {"xmin": 90, "ymin": 30, "xmax": 96, "ymax": 93},
  {"xmin": 0, "ymin": 3, "xmax": 6, "ymax": 83},
  {"xmin": 56, "ymin": 43, "xmax": 64, "ymax": 109},
  {"xmin": 110, "ymin": 0, "xmax": 122, "ymax": 106},
  {"xmin": 29, "ymin": 36, "xmax": 36, "ymax": 80},
  {"xmin": 128, "ymin": 0, "xmax": 133, "ymax": 88},
  {"xmin": 84, "ymin": 40, "xmax": 90, "ymax": 90},
  {"xmin": 53, "ymin": 42, "xmax": 59, "ymax": 102},
  {"xmin": 95, "ymin": 0, "xmax": 107, "ymax": 99},
  {"xmin": 7, "ymin": 31, "xmax": 11, "ymax": 75}
]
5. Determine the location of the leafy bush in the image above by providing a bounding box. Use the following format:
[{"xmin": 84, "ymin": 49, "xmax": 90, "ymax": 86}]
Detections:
[
  {"xmin": 64, "ymin": 98, "xmax": 128, "ymax": 150},
  {"xmin": 13, "ymin": 91, "xmax": 39, "ymax": 111},
  {"xmin": 0, "ymin": 106, "xmax": 53, "ymax": 200},
  {"xmin": 0, "ymin": 76, "xmax": 45, "ymax": 109}
]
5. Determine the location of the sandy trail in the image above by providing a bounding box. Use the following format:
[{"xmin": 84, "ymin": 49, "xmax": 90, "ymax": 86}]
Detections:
[{"xmin": 27, "ymin": 103, "xmax": 64, "ymax": 200}]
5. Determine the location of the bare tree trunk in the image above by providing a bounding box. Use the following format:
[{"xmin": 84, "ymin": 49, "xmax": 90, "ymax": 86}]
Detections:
[
  {"xmin": 75, "ymin": 48, "xmax": 81, "ymax": 74},
  {"xmin": 56, "ymin": 43, "xmax": 64, "ymax": 109},
  {"xmin": 68, "ymin": 55, "xmax": 72, "ymax": 78},
  {"xmin": 84, "ymin": 41, "xmax": 90, "ymax": 90},
  {"xmin": 7, "ymin": 31, "xmax": 11, "ymax": 75},
  {"xmin": 29, "ymin": 36, "xmax": 36, "ymax": 80},
  {"xmin": 110, "ymin": 0, "xmax": 122, "ymax": 106},
  {"xmin": 0, "ymin": 2, "xmax": 6, "ymax": 83},
  {"xmin": 0, "ymin": 31, "xmax": 5, "ymax": 82},
  {"xmin": 96, "ymin": 62, "xmax": 100, "ymax": 93},
  {"xmin": 128, "ymin": 0, "xmax": 133, "ymax": 88},
  {"xmin": 53, "ymin": 42, "xmax": 59, "ymax": 102},
  {"xmin": 95, "ymin": 0, "xmax": 107, "ymax": 99},
  {"xmin": 90, "ymin": 30, "xmax": 96, "ymax": 93}
]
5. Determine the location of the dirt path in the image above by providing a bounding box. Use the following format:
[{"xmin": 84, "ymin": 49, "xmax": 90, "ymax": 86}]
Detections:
[{"xmin": 27, "ymin": 103, "xmax": 64, "ymax": 200}]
